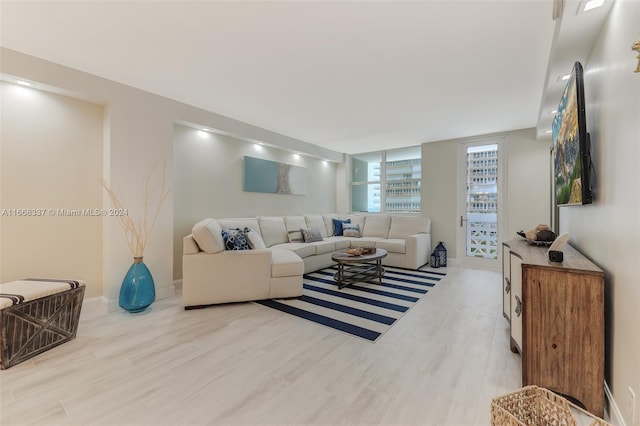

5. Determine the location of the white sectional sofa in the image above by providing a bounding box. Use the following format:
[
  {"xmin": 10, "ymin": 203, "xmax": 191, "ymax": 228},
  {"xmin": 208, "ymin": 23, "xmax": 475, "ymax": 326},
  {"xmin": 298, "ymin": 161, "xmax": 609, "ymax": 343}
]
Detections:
[{"xmin": 182, "ymin": 214, "xmax": 431, "ymax": 308}]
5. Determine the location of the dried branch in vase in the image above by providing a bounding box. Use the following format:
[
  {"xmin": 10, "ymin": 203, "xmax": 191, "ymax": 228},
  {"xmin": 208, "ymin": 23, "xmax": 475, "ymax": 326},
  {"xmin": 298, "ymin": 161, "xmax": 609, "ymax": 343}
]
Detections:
[{"xmin": 101, "ymin": 163, "xmax": 171, "ymax": 258}]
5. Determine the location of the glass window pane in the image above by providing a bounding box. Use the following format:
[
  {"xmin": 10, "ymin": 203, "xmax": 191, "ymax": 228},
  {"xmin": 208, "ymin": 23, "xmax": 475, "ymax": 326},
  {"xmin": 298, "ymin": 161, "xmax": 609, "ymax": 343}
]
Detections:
[
  {"xmin": 386, "ymin": 146, "xmax": 422, "ymax": 181},
  {"xmin": 352, "ymin": 183, "xmax": 381, "ymax": 213},
  {"xmin": 385, "ymin": 180, "xmax": 421, "ymax": 213},
  {"xmin": 352, "ymin": 153, "xmax": 381, "ymax": 182},
  {"xmin": 465, "ymin": 143, "xmax": 498, "ymax": 259}
]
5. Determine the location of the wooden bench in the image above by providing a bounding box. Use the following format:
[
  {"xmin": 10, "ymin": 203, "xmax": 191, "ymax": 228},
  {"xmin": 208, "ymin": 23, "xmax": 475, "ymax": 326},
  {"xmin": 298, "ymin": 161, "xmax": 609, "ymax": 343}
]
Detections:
[{"xmin": 0, "ymin": 279, "xmax": 85, "ymax": 369}]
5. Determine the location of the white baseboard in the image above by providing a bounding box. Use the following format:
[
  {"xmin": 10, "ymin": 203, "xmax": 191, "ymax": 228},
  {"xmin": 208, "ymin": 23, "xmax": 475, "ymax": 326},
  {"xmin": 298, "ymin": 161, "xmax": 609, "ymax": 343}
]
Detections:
[
  {"xmin": 80, "ymin": 296, "xmax": 109, "ymax": 319},
  {"xmin": 173, "ymin": 279, "xmax": 183, "ymax": 293},
  {"xmin": 606, "ymin": 381, "xmax": 627, "ymax": 426},
  {"xmin": 82, "ymin": 282, "xmax": 178, "ymax": 315}
]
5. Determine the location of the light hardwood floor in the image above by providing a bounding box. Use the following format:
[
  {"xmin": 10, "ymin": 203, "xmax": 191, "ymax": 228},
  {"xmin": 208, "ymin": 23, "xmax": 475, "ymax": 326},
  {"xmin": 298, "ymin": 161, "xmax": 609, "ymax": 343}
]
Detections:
[{"xmin": 0, "ymin": 266, "xmax": 522, "ymax": 426}]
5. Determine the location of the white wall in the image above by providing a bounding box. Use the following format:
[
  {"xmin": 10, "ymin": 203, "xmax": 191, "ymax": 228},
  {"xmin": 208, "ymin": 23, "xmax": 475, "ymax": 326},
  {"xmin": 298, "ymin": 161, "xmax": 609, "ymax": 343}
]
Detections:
[
  {"xmin": 173, "ymin": 124, "xmax": 337, "ymax": 279},
  {"xmin": 422, "ymin": 128, "xmax": 551, "ymax": 259},
  {"xmin": 0, "ymin": 81, "xmax": 104, "ymax": 298},
  {"xmin": 1, "ymin": 48, "xmax": 343, "ymax": 307},
  {"xmin": 558, "ymin": 1, "xmax": 640, "ymax": 423}
]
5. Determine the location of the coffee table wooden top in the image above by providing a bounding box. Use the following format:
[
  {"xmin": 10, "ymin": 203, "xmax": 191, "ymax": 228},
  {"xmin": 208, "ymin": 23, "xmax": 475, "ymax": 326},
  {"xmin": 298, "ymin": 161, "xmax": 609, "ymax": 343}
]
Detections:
[{"xmin": 331, "ymin": 248, "xmax": 387, "ymax": 263}]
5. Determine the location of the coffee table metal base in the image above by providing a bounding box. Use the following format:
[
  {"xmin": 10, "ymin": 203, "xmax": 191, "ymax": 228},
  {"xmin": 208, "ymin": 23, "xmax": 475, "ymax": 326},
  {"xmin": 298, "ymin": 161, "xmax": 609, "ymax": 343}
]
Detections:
[{"xmin": 333, "ymin": 259, "xmax": 385, "ymax": 289}]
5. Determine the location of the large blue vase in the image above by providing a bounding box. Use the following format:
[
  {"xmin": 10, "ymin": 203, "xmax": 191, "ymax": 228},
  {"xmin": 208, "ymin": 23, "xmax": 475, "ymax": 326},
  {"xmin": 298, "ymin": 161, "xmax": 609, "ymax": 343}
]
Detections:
[{"xmin": 120, "ymin": 257, "xmax": 156, "ymax": 313}]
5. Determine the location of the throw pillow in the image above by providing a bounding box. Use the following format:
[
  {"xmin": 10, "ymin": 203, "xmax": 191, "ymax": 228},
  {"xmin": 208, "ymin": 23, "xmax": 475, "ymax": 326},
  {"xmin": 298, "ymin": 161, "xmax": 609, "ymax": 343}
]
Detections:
[
  {"xmin": 332, "ymin": 218, "xmax": 351, "ymax": 236},
  {"xmin": 342, "ymin": 223, "xmax": 361, "ymax": 238},
  {"xmin": 301, "ymin": 228, "xmax": 323, "ymax": 243},
  {"xmin": 244, "ymin": 227, "xmax": 267, "ymax": 250},
  {"xmin": 287, "ymin": 229, "xmax": 304, "ymax": 243},
  {"xmin": 221, "ymin": 228, "xmax": 251, "ymax": 251}
]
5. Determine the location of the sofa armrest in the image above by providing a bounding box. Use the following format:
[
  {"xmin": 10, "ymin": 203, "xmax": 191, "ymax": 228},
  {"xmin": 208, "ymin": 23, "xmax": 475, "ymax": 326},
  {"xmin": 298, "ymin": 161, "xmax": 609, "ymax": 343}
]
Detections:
[
  {"xmin": 404, "ymin": 233, "xmax": 432, "ymax": 269},
  {"xmin": 182, "ymin": 249, "xmax": 272, "ymax": 307},
  {"xmin": 184, "ymin": 234, "xmax": 200, "ymax": 255}
]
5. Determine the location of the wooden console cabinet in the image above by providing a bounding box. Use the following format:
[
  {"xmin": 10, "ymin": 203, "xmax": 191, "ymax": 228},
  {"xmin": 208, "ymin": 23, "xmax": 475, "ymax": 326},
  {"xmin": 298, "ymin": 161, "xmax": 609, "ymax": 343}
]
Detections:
[{"xmin": 502, "ymin": 239, "xmax": 605, "ymax": 417}]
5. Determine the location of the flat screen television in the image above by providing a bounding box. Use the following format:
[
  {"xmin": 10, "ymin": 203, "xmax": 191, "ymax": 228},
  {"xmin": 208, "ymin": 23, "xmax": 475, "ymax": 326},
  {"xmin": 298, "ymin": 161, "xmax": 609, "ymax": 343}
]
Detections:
[{"xmin": 552, "ymin": 61, "xmax": 593, "ymax": 206}]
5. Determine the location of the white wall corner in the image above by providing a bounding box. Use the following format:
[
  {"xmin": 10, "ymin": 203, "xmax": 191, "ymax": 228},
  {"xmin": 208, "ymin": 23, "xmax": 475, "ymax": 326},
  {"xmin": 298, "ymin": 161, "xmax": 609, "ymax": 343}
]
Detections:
[{"xmin": 606, "ymin": 381, "xmax": 627, "ymax": 426}]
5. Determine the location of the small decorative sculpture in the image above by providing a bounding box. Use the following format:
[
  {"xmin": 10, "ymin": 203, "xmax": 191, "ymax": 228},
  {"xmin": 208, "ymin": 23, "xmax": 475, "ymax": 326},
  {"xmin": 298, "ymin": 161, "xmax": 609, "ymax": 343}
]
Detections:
[{"xmin": 632, "ymin": 39, "xmax": 640, "ymax": 73}]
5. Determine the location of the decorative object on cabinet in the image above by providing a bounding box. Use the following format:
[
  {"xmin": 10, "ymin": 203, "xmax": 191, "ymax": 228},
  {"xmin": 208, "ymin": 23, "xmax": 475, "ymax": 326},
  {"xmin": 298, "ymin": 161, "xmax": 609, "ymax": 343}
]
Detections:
[
  {"xmin": 502, "ymin": 239, "xmax": 605, "ymax": 417},
  {"xmin": 516, "ymin": 224, "xmax": 556, "ymax": 245}
]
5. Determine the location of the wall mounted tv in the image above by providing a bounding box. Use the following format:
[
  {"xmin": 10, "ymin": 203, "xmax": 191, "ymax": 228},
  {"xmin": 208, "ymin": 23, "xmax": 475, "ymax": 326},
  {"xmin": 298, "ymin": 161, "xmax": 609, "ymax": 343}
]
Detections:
[{"xmin": 552, "ymin": 61, "xmax": 593, "ymax": 206}]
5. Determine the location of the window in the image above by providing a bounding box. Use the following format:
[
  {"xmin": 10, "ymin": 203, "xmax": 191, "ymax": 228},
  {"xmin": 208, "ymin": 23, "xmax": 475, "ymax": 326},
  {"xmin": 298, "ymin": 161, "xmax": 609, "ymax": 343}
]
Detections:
[{"xmin": 351, "ymin": 146, "xmax": 421, "ymax": 214}]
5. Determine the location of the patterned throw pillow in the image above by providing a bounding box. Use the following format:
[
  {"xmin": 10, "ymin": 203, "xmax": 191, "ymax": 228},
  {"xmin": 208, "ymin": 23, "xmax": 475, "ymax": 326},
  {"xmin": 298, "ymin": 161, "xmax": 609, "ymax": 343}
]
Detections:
[
  {"xmin": 342, "ymin": 223, "xmax": 361, "ymax": 238},
  {"xmin": 301, "ymin": 228, "xmax": 323, "ymax": 243},
  {"xmin": 287, "ymin": 229, "xmax": 304, "ymax": 243},
  {"xmin": 243, "ymin": 227, "xmax": 267, "ymax": 249},
  {"xmin": 221, "ymin": 228, "xmax": 251, "ymax": 250},
  {"xmin": 332, "ymin": 218, "xmax": 351, "ymax": 236}
]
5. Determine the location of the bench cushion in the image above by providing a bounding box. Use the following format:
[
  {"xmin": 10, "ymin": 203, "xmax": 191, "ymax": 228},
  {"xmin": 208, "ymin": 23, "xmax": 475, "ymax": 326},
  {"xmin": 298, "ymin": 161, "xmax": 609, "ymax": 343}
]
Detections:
[{"xmin": 0, "ymin": 279, "xmax": 85, "ymax": 309}]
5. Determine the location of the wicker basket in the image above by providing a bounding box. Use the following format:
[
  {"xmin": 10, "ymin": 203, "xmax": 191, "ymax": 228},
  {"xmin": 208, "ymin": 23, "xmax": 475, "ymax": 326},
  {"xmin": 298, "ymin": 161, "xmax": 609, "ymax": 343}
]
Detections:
[{"xmin": 491, "ymin": 386, "xmax": 611, "ymax": 426}]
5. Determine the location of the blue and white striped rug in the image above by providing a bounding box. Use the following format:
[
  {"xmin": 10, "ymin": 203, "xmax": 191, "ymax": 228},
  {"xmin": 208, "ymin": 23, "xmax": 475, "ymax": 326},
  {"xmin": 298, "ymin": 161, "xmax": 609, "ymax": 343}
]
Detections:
[{"xmin": 256, "ymin": 266, "xmax": 445, "ymax": 342}]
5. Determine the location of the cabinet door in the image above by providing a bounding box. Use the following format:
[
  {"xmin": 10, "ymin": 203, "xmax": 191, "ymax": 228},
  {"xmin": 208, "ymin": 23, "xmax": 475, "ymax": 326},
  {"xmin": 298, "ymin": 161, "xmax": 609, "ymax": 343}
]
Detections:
[
  {"xmin": 509, "ymin": 253, "xmax": 523, "ymax": 353},
  {"xmin": 502, "ymin": 246, "xmax": 511, "ymax": 322}
]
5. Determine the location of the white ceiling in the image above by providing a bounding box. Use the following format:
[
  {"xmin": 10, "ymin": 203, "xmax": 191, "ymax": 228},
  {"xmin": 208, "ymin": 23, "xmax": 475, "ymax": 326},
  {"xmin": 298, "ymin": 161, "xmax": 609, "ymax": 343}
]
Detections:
[{"xmin": 1, "ymin": 1, "xmax": 572, "ymax": 155}]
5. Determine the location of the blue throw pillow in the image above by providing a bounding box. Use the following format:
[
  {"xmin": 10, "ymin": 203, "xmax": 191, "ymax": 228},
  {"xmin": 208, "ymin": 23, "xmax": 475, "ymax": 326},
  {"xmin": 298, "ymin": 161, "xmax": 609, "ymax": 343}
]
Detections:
[
  {"xmin": 332, "ymin": 218, "xmax": 351, "ymax": 236},
  {"xmin": 221, "ymin": 228, "xmax": 251, "ymax": 250}
]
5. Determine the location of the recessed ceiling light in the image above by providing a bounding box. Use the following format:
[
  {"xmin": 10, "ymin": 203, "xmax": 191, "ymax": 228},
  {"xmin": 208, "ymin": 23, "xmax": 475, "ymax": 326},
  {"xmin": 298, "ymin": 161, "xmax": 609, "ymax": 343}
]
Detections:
[
  {"xmin": 550, "ymin": 110, "xmax": 558, "ymax": 114},
  {"xmin": 583, "ymin": 0, "xmax": 604, "ymax": 12},
  {"xmin": 254, "ymin": 144, "xmax": 262, "ymax": 150},
  {"xmin": 16, "ymin": 80, "xmax": 33, "ymax": 87}
]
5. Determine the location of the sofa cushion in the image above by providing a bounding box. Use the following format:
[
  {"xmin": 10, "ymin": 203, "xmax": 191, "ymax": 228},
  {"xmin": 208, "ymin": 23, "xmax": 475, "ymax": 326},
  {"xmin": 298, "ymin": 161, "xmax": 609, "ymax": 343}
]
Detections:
[
  {"xmin": 323, "ymin": 214, "xmax": 339, "ymax": 236},
  {"xmin": 221, "ymin": 228, "xmax": 252, "ymax": 251},
  {"xmin": 349, "ymin": 237, "xmax": 384, "ymax": 248},
  {"xmin": 301, "ymin": 228, "xmax": 323, "ymax": 243},
  {"xmin": 324, "ymin": 236, "xmax": 351, "ymax": 250},
  {"xmin": 388, "ymin": 216, "xmax": 429, "ymax": 239},
  {"xmin": 284, "ymin": 216, "xmax": 307, "ymax": 231},
  {"xmin": 271, "ymin": 249, "xmax": 305, "ymax": 278},
  {"xmin": 304, "ymin": 214, "xmax": 329, "ymax": 237},
  {"xmin": 362, "ymin": 215, "xmax": 391, "ymax": 238},
  {"xmin": 192, "ymin": 218, "xmax": 225, "ymax": 254},
  {"xmin": 308, "ymin": 240, "xmax": 336, "ymax": 255},
  {"xmin": 258, "ymin": 216, "xmax": 288, "ymax": 247},
  {"xmin": 342, "ymin": 223, "xmax": 361, "ymax": 238},
  {"xmin": 376, "ymin": 238, "xmax": 406, "ymax": 254},
  {"xmin": 270, "ymin": 243, "xmax": 316, "ymax": 258}
]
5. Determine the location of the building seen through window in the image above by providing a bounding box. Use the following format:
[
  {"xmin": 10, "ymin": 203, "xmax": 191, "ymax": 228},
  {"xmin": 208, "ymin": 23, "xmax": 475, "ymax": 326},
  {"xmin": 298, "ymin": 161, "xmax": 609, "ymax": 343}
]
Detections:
[{"xmin": 351, "ymin": 146, "xmax": 421, "ymax": 214}]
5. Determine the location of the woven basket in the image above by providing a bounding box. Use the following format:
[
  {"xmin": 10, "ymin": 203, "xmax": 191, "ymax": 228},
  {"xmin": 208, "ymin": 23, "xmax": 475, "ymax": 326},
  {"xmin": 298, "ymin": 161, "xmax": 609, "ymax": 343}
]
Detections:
[{"xmin": 490, "ymin": 386, "xmax": 611, "ymax": 426}]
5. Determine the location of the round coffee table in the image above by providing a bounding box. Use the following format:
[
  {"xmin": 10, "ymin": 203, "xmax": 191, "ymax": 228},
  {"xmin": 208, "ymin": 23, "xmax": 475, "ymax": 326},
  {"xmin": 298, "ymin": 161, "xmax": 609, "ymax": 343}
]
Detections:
[{"xmin": 331, "ymin": 248, "xmax": 387, "ymax": 289}]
